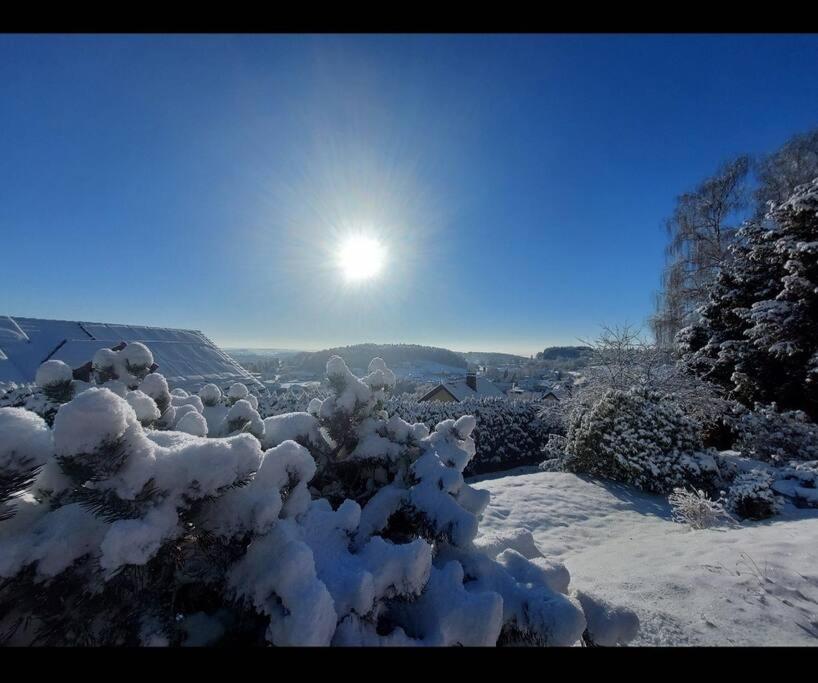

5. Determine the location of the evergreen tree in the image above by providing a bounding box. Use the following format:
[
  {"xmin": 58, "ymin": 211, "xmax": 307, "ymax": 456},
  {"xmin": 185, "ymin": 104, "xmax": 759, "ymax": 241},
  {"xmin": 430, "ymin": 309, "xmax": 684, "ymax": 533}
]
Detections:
[{"xmin": 678, "ymin": 178, "xmax": 818, "ymax": 420}]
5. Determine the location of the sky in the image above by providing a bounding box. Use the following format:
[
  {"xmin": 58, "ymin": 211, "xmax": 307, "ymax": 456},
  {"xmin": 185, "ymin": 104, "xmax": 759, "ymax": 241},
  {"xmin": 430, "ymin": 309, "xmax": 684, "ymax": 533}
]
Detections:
[{"xmin": 2, "ymin": 34, "xmax": 818, "ymax": 356}]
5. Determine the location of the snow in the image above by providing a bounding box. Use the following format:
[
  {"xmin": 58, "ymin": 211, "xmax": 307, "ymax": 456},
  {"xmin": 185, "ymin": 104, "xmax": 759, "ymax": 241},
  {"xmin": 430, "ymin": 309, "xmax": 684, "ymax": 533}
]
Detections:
[
  {"xmin": 0, "ymin": 407, "xmax": 53, "ymax": 471},
  {"xmin": 53, "ymin": 387, "xmax": 138, "ymax": 456},
  {"xmin": 119, "ymin": 341, "xmax": 153, "ymax": 370},
  {"xmin": 198, "ymin": 383, "xmax": 221, "ymax": 406},
  {"xmin": 125, "ymin": 390, "xmax": 161, "ymax": 424},
  {"xmin": 470, "ymin": 469, "xmax": 818, "ymax": 645},
  {"xmin": 34, "ymin": 359, "xmax": 73, "ymax": 387},
  {"xmin": 171, "ymin": 393, "xmax": 204, "ymax": 413},
  {"xmin": 99, "ymin": 502, "xmax": 178, "ymax": 571},
  {"xmin": 227, "ymin": 382, "xmax": 249, "ymax": 401},
  {"xmin": 228, "ymin": 519, "xmax": 337, "ymax": 646},
  {"xmin": 171, "ymin": 403, "xmax": 200, "ymax": 424},
  {"xmin": 261, "ymin": 412, "xmax": 324, "ymax": 450},
  {"xmin": 139, "ymin": 372, "xmax": 169, "ymax": 400},
  {"xmin": 0, "ymin": 502, "xmax": 107, "ymax": 579},
  {"xmin": 325, "ymin": 355, "xmax": 372, "ymax": 412},
  {"xmin": 175, "ymin": 410, "xmax": 208, "ymax": 437}
]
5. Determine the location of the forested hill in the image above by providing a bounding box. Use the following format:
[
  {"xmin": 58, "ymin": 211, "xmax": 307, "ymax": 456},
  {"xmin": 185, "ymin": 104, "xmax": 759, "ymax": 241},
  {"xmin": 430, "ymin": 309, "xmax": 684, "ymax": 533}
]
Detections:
[
  {"xmin": 537, "ymin": 346, "xmax": 594, "ymax": 361},
  {"xmin": 287, "ymin": 343, "xmax": 469, "ymax": 374}
]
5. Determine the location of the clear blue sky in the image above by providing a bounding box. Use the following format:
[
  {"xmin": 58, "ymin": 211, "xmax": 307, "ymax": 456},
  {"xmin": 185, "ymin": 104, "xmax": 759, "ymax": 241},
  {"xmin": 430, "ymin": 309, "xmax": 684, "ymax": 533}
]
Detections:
[{"xmin": 2, "ymin": 34, "xmax": 818, "ymax": 356}]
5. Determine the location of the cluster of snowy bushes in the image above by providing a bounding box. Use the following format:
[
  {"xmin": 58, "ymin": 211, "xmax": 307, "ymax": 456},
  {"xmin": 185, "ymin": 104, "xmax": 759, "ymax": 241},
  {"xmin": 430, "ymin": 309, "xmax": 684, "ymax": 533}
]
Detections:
[
  {"xmin": 540, "ymin": 386, "xmax": 818, "ymax": 522},
  {"xmin": 539, "ymin": 176, "xmax": 818, "ymax": 523},
  {"xmin": 540, "ymin": 388, "xmax": 720, "ymax": 495},
  {"xmin": 0, "ymin": 345, "xmax": 638, "ymax": 646},
  {"xmin": 387, "ymin": 397, "xmax": 552, "ymax": 476},
  {"xmin": 256, "ymin": 385, "xmax": 327, "ymax": 418},
  {"xmin": 728, "ymin": 404, "xmax": 818, "ymax": 464}
]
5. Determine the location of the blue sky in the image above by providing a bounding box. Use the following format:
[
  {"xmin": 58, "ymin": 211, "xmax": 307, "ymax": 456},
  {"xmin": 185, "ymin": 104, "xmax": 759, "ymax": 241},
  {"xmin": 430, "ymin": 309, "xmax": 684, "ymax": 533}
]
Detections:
[{"xmin": 2, "ymin": 34, "xmax": 818, "ymax": 356}]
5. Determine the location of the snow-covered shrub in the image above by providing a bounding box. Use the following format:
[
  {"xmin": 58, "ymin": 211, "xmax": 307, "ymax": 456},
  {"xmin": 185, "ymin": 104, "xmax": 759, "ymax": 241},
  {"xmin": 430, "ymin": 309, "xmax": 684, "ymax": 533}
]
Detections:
[
  {"xmin": 0, "ymin": 408, "xmax": 53, "ymax": 520},
  {"xmin": 558, "ymin": 388, "xmax": 720, "ymax": 494},
  {"xmin": 175, "ymin": 410, "xmax": 208, "ymax": 437},
  {"xmin": 388, "ymin": 396, "xmax": 551, "ymax": 476},
  {"xmin": 668, "ymin": 487, "xmax": 730, "ymax": 529},
  {"xmin": 770, "ymin": 461, "xmax": 818, "ymax": 509},
  {"xmin": 222, "ymin": 399, "xmax": 265, "ymax": 439},
  {"xmin": 725, "ymin": 469, "xmax": 781, "ymax": 520},
  {"xmin": 92, "ymin": 342, "xmax": 155, "ymax": 390},
  {"xmin": 35, "ymin": 360, "xmax": 75, "ymax": 403},
  {"xmin": 730, "ymin": 404, "xmax": 818, "ymax": 463},
  {"xmin": 226, "ymin": 382, "xmax": 249, "ymax": 405},
  {"xmin": 0, "ymin": 382, "xmax": 65, "ymax": 427},
  {"xmin": 198, "ymin": 383, "xmax": 222, "ymax": 408},
  {"xmin": 0, "ymin": 356, "xmax": 638, "ymax": 647},
  {"xmin": 141, "ymin": 372, "xmax": 169, "ymax": 410},
  {"xmin": 125, "ymin": 390, "xmax": 161, "ymax": 427},
  {"xmin": 538, "ymin": 434, "xmax": 569, "ymax": 473}
]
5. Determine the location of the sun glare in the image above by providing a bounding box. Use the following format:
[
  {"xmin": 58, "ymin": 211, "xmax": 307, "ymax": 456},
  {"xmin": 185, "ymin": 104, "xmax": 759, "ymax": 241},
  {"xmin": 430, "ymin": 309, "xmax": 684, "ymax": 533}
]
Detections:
[{"xmin": 338, "ymin": 234, "xmax": 387, "ymax": 282}]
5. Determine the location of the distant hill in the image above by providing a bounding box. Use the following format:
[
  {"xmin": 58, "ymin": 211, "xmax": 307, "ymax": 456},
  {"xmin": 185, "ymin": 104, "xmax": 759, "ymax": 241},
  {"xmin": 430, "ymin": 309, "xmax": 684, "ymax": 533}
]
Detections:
[
  {"xmin": 537, "ymin": 345, "xmax": 592, "ymax": 360},
  {"xmin": 462, "ymin": 351, "xmax": 529, "ymax": 365},
  {"xmin": 286, "ymin": 343, "xmax": 469, "ymax": 375}
]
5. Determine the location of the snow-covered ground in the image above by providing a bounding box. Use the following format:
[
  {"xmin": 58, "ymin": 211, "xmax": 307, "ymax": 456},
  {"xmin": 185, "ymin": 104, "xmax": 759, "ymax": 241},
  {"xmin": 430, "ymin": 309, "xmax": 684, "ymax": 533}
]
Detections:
[{"xmin": 469, "ymin": 468, "xmax": 818, "ymax": 646}]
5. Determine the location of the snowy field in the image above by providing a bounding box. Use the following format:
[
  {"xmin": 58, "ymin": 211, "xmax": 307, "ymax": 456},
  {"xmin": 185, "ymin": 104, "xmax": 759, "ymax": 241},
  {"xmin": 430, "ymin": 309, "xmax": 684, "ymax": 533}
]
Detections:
[{"xmin": 470, "ymin": 468, "xmax": 818, "ymax": 646}]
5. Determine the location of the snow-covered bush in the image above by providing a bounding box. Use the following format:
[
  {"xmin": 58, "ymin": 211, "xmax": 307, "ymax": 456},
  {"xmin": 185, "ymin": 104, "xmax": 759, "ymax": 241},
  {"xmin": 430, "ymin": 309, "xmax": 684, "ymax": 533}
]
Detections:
[
  {"xmin": 92, "ymin": 342, "xmax": 155, "ymax": 389},
  {"xmin": 557, "ymin": 388, "xmax": 720, "ymax": 494},
  {"xmin": 388, "ymin": 396, "xmax": 551, "ymax": 476},
  {"xmin": 668, "ymin": 487, "xmax": 730, "ymax": 529},
  {"xmin": 198, "ymin": 383, "xmax": 222, "ymax": 408},
  {"xmin": 725, "ymin": 469, "xmax": 781, "ymax": 520},
  {"xmin": 0, "ymin": 408, "xmax": 53, "ymax": 521},
  {"xmin": 0, "ymin": 382, "xmax": 64, "ymax": 427},
  {"xmin": 730, "ymin": 404, "xmax": 818, "ymax": 463},
  {"xmin": 226, "ymin": 382, "xmax": 249, "ymax": 405},
  {"xmin": 538, "ymin": 434, "xmax": 570, "ymax": 473},
  {"xmin": 570, "ymin": 324, "xmax": 732, "ymax": 447},
  {"xmin": 35, "ymin": 360, "xmax": 75, "ymax": 403},
  {"xmin": 0, "ymin": 355, "xmax": 638, "ymax": 646},
  {"xmin": 770, "ymin": 461, "xmax": 818, "ymax": 509}
]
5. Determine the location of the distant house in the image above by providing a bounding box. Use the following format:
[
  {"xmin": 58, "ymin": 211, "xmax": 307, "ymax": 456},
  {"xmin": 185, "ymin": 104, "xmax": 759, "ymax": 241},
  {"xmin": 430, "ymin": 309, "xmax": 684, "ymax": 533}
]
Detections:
[
  {"xmin": 541, "ymin": 384, "xmax": 571, "ymax": 404},
  {"xmin": 418, "ymin": 370, "xmax": 505, "ymax": 403},
  {"xmin": 507, "ymin": 385, "xmax": 542, "ymax": 401},
  {"xmin": 0, "ymin": 316, "xmax": 262, "ymax": 392}
]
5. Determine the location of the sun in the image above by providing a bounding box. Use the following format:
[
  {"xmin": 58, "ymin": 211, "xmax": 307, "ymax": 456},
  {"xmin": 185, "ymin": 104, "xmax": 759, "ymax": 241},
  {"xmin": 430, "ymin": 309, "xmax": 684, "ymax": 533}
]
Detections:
[{"xmin": 337, "ymin": 234, "xmax": 387, "ymax": 282}]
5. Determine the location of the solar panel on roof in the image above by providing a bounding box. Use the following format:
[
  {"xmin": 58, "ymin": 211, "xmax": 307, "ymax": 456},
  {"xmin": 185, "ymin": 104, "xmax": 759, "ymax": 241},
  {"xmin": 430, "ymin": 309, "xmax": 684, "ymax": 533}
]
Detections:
[{"xmin": 0, "ymin": 316, "xmax": 262, "ymax": 392}]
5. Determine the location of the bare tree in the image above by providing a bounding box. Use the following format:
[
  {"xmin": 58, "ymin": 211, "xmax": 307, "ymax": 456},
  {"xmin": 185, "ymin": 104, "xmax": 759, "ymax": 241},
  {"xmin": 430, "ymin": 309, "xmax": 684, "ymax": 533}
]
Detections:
[
  {"xmin": 559, "ymin": 324, "xmax": 729, "ymax": 433},
  {"xmin": 651, "ymin": 156, "xmax": 751, "ymax": 347}
]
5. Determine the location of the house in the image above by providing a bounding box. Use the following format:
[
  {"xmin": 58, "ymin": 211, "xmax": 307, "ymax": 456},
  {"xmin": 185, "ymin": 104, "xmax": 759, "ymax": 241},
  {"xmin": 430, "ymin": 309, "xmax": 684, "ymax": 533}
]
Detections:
[
  {"xmin": 418, "ymin": 370, "xmax": 505, "ymax": 403},
  {"xmin": 541, "ymin": 384, "xmax": 571, "ymax": 404},
  {"xmin": 0, "ymin": 316, "xmax": 262, "ymax": 393},
  {"xmin": 507, "ymin": 385, "xmax": 542, "ymax": 401}
]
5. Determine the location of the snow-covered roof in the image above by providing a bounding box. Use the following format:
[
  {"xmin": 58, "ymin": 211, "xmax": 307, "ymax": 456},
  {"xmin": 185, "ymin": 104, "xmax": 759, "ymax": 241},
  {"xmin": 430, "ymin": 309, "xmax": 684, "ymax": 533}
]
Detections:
[
  {"xmin": 420, "ymin": 377, "xmax": 505, "ymax": 402},
  {"xmin": 0, "ymin": 316, "xmax": 261, "ymax": 392}
]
